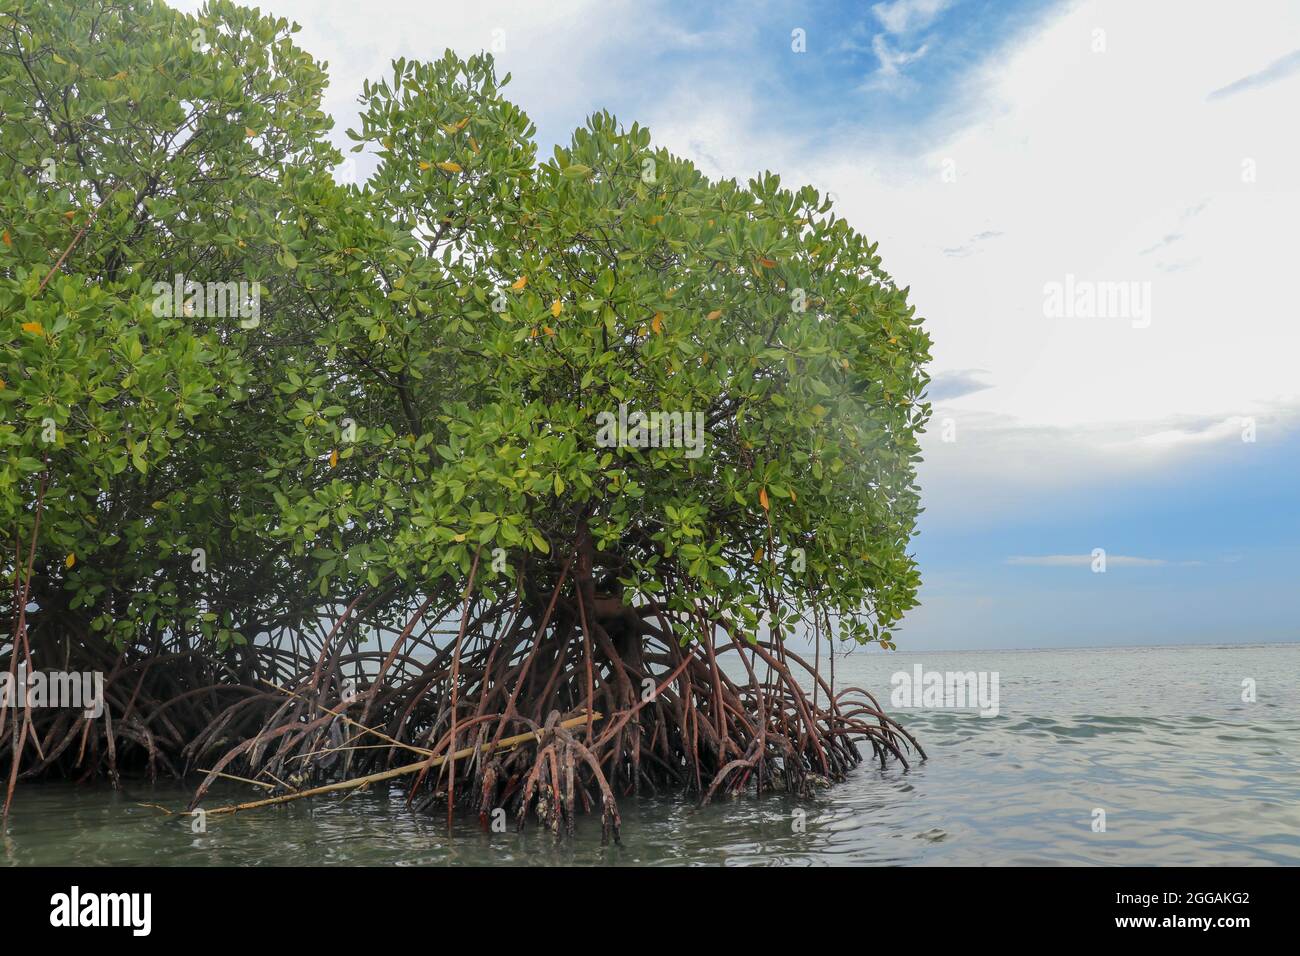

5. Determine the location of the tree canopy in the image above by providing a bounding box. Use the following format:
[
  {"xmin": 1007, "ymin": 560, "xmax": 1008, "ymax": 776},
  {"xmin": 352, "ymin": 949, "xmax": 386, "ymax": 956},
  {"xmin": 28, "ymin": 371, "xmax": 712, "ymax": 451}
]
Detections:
[{"xmin": 2, "ymin": 0, "xmax": 931, "ymax": 657}]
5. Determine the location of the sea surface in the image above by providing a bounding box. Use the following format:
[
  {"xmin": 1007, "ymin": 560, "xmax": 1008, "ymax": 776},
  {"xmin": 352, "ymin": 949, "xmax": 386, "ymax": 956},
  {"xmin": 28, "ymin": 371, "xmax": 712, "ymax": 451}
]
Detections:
[{"xmin": 3, "ymin": 643, "xmax": 1297, "ymax": 866}]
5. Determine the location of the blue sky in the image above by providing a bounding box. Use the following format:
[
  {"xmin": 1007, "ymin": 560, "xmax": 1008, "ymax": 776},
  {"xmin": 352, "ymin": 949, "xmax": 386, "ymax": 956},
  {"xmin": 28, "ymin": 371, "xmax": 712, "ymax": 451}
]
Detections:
[
  {"xmin": 526, "ymin": 0, "xmax": 1061, "ymax": 146},
  {"xmin": 914, "ymin": 430, "xmax": 1300, "ymax": 649},
  {"xmin": 173, "ymin": 0, "xmax": 1300, "ymax": 650}
]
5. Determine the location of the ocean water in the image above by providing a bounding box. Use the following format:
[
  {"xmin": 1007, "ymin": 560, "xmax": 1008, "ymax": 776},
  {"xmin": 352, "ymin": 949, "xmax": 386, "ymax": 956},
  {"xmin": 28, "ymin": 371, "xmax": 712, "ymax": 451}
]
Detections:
[{"xmin": 3, "ymin": 643, "xmax": 1297, "ymax": 866}]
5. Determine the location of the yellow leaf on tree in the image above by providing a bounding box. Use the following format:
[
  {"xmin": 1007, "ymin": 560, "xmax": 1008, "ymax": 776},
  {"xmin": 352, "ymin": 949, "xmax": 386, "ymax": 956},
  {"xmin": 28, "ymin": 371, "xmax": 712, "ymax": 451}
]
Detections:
[
  {"xmin": 529, "ymin": 328, "xmax": 539, "ymax": 339},
  {"xmin": 469, "ymin": 137, "xmax": 481, "ymax": 154},
  {"xmin": 651, "ymin": 312, "xmax": 663, "ymax": 335},
  {"xmin": 753, "ymin": 548, "xmax": 764, "ymax": 564},
  {"xmin": 418, "ymin": 161, "xmax": 432, "ymax": 170},
  {"xmin": 453, "ymin": 533, "xmax": 467, "ymax": 543},
  {"xmin": 759, "ymin": 487, "xmax": 770, "ymax": 511},
  {"xmin": 455, "ymin": 117, "xmax": 470, "ymax": 130},
  {"xmin": 329, "ymin": 448, "xmax": 339, "ymax": 468},
  {"xmin": 21, "ymin": 321, "xmax": 44, "ymax": 335},
  {"xmin": 757, "ymin": 257, "xmax": 777, "ymax": 269},
  {"xmin": 789, "ymin": 489, "xmax": 797, "ymax": 502},
  {"xmin": 1, "ymin": 230, "xmax": 11, "ymax": 247},
  {"xmin": 512, "ymin": 275, "xmax": 528, "ymax": 290},
  {"xmin": 706, "ymin": 309, "xmax": 722, "ymax": 321},
  {"xmin": 648, "ymin": 214, "xmax": 664, "ymax": 226},
  {"xmin": 543, "ymin": 326, "xmax": 555, "ymax": 337},
  {"xmin": 436, "ymin": 161, "xmax": 462, "ymax": 173},
  {"xmin": 551, "ymin": 298, "xmax": 563, "ymax": 318},
  {"xmin": 244, "ymin": 127, "xmax": 257, "ymax": 138},
  {"xmin": 110, "ymin": 70, "xmax": 128, "ymax": 81},
  {"xmin": 65, "ymin": 553, "xmax": 75, "ymax": 569}
]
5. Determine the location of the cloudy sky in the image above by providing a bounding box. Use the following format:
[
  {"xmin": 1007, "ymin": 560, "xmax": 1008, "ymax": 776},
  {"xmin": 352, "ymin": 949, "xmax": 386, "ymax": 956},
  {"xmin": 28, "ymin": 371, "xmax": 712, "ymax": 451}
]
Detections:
[{"xmin": 172, "ymin": 0, "xmax": 1300, "ymax": 650}]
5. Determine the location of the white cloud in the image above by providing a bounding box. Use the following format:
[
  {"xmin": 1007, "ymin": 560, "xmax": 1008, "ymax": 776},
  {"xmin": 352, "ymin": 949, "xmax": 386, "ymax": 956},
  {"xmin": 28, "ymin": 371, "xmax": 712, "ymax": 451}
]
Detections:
[
  {"xmin": 868, "ymin": 33, "xmax": 930, "ymax": 87},
  {"xmin": 892, "ymin": 1, "xmax": 1300, "ymax": 435},
  {"xmin": 872, "ymin": 0, "xmax": 953, "ymax": 35}
]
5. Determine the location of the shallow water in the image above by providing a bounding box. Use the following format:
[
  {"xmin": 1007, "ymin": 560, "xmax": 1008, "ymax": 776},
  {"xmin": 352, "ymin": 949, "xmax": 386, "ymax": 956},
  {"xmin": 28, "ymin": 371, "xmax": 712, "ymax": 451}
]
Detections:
[{"xmin": 3, "ymin": 643, "xmax": 1297, "ymax": 865}]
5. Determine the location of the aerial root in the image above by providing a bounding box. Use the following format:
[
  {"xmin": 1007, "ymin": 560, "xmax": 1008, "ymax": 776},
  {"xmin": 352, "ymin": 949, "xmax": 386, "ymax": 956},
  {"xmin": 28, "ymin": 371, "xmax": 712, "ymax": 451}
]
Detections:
[
  {"xmin": 4, "ymin": 599, "xmax": 922, "ymax": 840},
  {"xmin": 180, "ymin": 599, "xmax": 921, "ymax": 841}
]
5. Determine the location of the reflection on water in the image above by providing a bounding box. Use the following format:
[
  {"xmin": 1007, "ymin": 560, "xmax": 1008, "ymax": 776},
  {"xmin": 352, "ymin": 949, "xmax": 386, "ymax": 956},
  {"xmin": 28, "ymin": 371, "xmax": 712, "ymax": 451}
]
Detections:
[{"xmin": 3, "ymin": 643, "xmax": 1298, "ymax": 865}]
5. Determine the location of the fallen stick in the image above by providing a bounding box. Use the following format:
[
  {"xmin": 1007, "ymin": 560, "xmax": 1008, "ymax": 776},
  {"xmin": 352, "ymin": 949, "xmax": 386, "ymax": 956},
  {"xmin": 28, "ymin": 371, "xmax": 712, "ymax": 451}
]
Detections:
[{"xmin": 195, "ymin": 711, "xmax": 602, "ymax": 817}]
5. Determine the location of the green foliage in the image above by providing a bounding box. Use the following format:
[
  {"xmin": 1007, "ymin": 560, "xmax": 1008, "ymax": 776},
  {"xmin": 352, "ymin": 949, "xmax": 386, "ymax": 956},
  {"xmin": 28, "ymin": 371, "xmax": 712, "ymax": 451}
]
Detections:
[
  {"xmin": 2, "ymin": 1, "xmax": 931, "ymax": 652},
  {"xmin": 1, "ymin": 0, "xmax": 335, "ymax": 648},
  {"xmin": 269, "ymin": 59, "xmax": 933, "ymax": 646}
]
